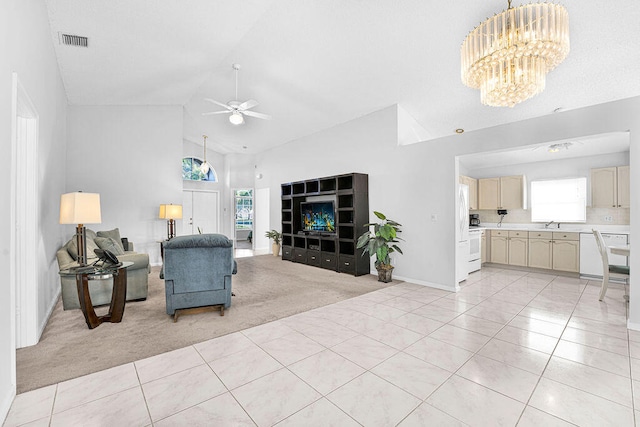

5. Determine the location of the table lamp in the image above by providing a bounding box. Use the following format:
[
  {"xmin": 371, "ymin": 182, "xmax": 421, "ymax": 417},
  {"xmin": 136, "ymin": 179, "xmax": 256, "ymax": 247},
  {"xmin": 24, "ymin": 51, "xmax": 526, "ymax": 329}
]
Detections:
[
  {"xmin": 159, "ymin": 204, "xmax": 182, "ymax": 239},
  {"xmin": 60, "ymin": 192, "xmax": 102, "ymax": 266}
]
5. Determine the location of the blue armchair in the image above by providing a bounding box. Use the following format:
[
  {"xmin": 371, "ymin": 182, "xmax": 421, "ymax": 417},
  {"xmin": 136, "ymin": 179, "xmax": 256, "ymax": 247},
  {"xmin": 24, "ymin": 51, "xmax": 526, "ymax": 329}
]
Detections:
[{"xmin": 163, "ymin": 234, "xmax": 237, "ymax": 321}]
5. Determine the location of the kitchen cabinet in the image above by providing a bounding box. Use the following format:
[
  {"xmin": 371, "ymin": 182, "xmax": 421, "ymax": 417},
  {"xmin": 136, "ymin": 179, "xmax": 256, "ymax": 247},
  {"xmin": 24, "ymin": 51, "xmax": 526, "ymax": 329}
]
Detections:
[
  {"xmin": 490, "ymin": 230, "xmax": 508, "ymax": 264},
  {"xmin": 508, "ymin": 231, "xmax": 528, "ymax": 267},
  {"xmin": 591, "ymin": 166, "xmax": 630, "ymax": 208},
  {"xmin": 489, "ymin": 230, "xmax": 527, "ymax": 266},
  {"xmin": 528, "ymin": 231, "xmax": 553, "ymax": 269},
  {"xmin": 481, "ymin": 230, "xmax": 487, "ymax": 263},
  {"xmin": 489, "ymin": 229, "xmax": 579, "ymax": 273},
  {"xmin": 552, "ymin": 232, "xmax": 580, "ymax": 273},
  {"xmin": 459, "ymin": 175, "xmax": 478, "ymax": 210},
  {"xmin": 478, "ymin": 175, "xmax": 526, "ymax": 210}
]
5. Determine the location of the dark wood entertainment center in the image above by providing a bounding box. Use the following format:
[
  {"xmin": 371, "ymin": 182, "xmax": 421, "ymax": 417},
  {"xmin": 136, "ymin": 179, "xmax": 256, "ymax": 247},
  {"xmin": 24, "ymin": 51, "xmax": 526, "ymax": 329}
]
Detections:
[{"xmin": 281, "ymin": 173, "xmax": 370, "ymax": 276}]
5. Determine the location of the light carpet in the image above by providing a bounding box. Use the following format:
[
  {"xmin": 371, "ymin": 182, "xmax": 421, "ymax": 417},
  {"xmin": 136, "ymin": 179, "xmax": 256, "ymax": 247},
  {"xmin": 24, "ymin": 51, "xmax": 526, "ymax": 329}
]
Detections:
[{"xmin": 16, "ymin": 255, "xmax": 396, "ymax": 393}]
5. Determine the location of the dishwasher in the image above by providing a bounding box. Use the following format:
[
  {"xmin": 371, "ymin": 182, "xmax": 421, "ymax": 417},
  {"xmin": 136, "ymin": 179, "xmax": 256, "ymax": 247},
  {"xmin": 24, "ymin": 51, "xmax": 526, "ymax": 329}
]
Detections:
[{"xmin": 579, "ymin": 232, "xmax": 628, "ymax": 278}]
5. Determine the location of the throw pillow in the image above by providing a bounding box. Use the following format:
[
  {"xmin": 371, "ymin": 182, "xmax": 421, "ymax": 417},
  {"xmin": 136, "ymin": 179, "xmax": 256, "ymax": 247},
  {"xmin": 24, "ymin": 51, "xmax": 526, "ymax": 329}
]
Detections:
[
  {"xmin": 65, "ymin": 236, "xmax": 100, "ymax": 261},
  {"xmin": 94, "ymin": 237, "xmax": 125, "ymax": 256},
  {"xmin": 97, "ymin": 228, "xmax": 124, "ymax": 251}
]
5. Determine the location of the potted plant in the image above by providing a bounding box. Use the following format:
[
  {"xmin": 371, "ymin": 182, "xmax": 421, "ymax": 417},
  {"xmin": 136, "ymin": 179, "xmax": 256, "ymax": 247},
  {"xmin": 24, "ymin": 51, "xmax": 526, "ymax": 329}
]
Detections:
[
  {"xmin": 265, "ymin": 229, "xmax": 282, "ymax": 256},
  {"xmin": 357, "ymin": 211, "xmax": 403, "ymax": 282}
]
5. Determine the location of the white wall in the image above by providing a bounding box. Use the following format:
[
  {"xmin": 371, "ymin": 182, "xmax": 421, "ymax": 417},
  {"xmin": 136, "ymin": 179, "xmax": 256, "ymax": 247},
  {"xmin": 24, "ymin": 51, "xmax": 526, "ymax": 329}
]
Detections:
[
  {"xmin": 0, "ymin": 0, "xmax": 68, "ymax": 421},
  {"xmin": 255, "ymin": 99, "xmax": 640, "ymax": 309},
  {"xmin": 66, "ymin": 106, "xmax": 183, "ymax": 266}
]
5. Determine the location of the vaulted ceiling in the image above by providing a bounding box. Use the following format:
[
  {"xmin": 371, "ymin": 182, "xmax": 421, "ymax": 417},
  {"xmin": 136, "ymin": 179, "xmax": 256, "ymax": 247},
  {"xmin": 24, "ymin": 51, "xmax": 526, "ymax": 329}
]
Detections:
[{"xmin": 45, "ymin": 0, "xmax": 640, "ymax": 153}]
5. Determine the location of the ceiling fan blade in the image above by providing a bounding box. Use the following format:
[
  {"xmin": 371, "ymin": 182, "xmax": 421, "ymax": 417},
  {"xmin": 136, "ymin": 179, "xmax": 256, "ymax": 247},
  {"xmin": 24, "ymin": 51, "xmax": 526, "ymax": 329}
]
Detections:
[
  {"xmin": 237, "ymin": 99, "xmax": 259, "ymax": 111},
  {"xmin": 202, "ymin": 110, "xmax": 231, "ymax": 116},
  {"xmin": 242, "ymin": 110, "xmax": 272, "ymax": 120},
  {"xmin": 204, "ymin": 98, "xmax": 232, "ymax": 110}
]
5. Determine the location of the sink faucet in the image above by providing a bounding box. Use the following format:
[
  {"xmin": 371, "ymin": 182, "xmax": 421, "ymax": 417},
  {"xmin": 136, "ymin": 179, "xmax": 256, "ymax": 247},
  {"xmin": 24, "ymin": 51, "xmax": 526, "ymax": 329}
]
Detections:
[{"xmin": 545, "ymin": 220, "xmax": 555, "ymax": 229}]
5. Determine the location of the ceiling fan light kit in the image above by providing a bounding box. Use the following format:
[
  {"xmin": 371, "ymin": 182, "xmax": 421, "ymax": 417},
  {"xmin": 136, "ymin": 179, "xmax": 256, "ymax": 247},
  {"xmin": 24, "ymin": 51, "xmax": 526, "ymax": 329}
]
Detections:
[
  {"xmin": 202, "ymin": 63, "xmax": 271, "ymax": 125},
  {"xmin": 461, "ymin": 1, "xmax": 570, "ymax": 108}
]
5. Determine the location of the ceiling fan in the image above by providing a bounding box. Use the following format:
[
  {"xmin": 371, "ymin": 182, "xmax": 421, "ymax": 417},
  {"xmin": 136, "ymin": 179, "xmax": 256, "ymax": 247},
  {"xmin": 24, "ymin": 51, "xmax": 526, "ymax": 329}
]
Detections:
[{"xmin": 202, "ymin": 63, "xmax": 271, "ymax": 125}]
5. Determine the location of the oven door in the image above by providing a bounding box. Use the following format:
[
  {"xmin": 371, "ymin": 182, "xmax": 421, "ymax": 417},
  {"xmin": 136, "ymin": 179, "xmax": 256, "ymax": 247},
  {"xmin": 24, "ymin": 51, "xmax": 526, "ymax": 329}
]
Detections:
[{"xmin": 469, "ymin": 230, "xmax": 481, "ymax": 261}]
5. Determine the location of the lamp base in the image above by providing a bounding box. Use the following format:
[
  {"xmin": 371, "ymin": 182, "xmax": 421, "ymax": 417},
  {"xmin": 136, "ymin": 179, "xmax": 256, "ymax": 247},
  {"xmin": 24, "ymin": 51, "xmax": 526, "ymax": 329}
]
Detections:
[
  {"xmin": 76, "ymin": 224, "xmax": 88, "ymax": 266},
  {"xmin": 167, "ymin": 219, "xmax": 176, "ymax": 240}
]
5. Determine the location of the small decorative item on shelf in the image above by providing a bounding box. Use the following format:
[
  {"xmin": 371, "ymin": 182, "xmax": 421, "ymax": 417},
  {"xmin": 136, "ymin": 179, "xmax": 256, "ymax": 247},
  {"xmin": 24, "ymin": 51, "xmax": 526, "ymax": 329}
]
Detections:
[
  {"xmin": 357, "ymin": 211, "xmax": 403, "ymax": 283},
  {"xmin": 265, "ymin": 230, "xmax": 282, "ymax": 256}
]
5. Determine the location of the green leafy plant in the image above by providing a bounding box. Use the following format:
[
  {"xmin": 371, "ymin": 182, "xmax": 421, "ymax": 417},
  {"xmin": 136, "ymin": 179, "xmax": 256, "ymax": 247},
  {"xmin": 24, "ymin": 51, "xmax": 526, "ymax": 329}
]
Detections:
[
  {"xmin": 356, "ymin": 211, "xmax": 403, "ymax": 270},
  {"xmin": 265, "ymin": 229, "xmax": 282, "ymax": 245}
]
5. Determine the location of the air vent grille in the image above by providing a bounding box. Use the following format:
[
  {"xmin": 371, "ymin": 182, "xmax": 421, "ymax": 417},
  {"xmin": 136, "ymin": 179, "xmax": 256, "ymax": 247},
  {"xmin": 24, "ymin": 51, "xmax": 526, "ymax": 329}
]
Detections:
[{"xmin": 59, "ymin": 33, "xmax": 88, "ymax": 47}]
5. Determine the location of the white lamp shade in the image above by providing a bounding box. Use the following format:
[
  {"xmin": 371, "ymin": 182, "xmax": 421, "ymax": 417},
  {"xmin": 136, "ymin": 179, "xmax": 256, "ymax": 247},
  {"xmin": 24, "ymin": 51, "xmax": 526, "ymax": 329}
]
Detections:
[
  {"xmin": 229, "ymin": 111, "xmax": 244, "ymax": 125},
  {"xmin": 59, "ymin": 192, "xmax": 102, "ymax": 224},
  {"xmin": 160, "ymin": 204, "xmax": 182, "ymax": 220}
]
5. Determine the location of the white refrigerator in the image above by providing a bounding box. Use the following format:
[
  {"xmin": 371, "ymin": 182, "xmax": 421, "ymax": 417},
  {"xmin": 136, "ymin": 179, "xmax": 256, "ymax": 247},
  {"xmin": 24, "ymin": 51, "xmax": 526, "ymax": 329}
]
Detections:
[{"xmin": 456, "ymin": 184, "xmax": 470, "ymax": 283}]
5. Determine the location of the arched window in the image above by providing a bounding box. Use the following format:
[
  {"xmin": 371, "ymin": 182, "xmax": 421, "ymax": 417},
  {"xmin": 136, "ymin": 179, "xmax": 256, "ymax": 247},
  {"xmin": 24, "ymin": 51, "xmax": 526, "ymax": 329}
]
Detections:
[{"xmin": 182, "ymin": 157, "xmax": 217, "ymax": 182}]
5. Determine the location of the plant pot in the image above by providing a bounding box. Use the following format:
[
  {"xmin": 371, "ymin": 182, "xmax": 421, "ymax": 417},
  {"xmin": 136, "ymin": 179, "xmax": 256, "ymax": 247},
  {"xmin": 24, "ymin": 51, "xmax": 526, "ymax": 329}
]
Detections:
[
  {"xmin": 376, "ymin": 265, "xmax": 394, "ymax": 283},
  {"xmin": 272, "ymin": 243, "xmax": 281, "ymax": 256}
]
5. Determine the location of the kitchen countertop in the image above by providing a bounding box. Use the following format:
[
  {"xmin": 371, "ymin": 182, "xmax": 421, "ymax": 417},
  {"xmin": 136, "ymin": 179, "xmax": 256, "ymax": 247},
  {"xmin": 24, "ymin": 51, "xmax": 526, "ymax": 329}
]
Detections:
[{"xmin": 476, "ymin": 224, "xmax": 630, "ymax": 234}]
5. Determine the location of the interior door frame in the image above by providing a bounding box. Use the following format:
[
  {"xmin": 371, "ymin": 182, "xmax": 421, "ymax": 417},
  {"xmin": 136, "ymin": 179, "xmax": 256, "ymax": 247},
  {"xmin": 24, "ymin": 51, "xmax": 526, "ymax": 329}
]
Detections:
[
  {"xmin": 232, "ymin": 188, "xmax": 255, "ymax": 248},
  {"xmin": 11, "ymin": 73, "xmax": 39, "ymax": 350},
  {"xmin": 182, "ymin": 189, "xmax": 220, "ymax": 235}
]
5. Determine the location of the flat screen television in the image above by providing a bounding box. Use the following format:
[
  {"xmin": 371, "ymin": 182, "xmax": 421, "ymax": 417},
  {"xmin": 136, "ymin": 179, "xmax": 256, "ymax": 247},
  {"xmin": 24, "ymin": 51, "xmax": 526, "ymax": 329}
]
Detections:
[{"xmin": 300, "ymin": 201, "xmax": 336, "ymax": 233}]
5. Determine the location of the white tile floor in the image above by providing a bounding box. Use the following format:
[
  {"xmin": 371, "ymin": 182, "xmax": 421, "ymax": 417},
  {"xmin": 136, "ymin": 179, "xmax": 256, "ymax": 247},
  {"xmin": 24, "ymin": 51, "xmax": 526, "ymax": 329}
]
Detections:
[{"xmin": 4, "ymin": 267, "xmax": 637, "ymax": 426}]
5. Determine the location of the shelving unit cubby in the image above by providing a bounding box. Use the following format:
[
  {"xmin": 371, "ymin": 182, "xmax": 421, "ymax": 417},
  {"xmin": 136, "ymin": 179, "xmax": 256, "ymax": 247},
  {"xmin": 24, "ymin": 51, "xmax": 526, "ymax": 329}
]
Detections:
[{"xmin": 280, "ymin": 172, "xmax": 369, "ymax": 276}]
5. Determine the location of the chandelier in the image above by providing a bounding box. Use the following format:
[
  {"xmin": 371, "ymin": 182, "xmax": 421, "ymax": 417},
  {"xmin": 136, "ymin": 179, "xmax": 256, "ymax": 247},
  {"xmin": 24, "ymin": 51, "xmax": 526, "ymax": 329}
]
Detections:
[{"xmin": 461, "ymin": 1, "xmax": 570, "ymax": 107}]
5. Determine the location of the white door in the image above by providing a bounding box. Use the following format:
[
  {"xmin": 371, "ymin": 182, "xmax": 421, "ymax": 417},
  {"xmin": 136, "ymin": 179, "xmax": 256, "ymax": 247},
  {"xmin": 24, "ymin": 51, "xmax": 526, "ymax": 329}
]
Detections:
[{"xmin": 182, "ymin": 190, "xmax": 219, "ymax": 235}]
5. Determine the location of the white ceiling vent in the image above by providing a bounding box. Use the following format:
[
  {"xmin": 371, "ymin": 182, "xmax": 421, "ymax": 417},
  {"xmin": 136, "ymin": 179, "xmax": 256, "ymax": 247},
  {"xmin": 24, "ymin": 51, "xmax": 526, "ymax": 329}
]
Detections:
[{"xmin": 58, "ymin": 33, "xmax": 88, "ymax": 47}]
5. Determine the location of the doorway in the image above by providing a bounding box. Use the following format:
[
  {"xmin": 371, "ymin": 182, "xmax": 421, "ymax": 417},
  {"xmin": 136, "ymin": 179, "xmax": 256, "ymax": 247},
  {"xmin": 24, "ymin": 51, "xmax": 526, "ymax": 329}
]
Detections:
[
  {"xmin": 234, "ymin": 189, "xmax": 254, "ymax": 257},
  {"xmin": 182, "ymin": 190, "xmax": 219, "ymax": 235},
  {"xmin": 11, "ymin": 73, "xmax": 39, "ymax": 349}
]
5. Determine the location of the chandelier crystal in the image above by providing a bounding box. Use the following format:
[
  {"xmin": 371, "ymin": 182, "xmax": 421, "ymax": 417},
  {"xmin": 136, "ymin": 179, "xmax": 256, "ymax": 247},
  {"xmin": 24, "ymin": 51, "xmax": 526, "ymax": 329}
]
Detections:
[{"xmin": 461, "ymin": 1, "xmax": 570, "ymax": 107}]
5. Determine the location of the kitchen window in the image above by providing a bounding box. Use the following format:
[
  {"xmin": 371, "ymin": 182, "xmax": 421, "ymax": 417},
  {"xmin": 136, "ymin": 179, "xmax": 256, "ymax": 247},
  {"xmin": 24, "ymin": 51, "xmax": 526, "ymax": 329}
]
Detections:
[{"xmin": 531, "ymin": 177, "xmax": 587, "ymax": 223}]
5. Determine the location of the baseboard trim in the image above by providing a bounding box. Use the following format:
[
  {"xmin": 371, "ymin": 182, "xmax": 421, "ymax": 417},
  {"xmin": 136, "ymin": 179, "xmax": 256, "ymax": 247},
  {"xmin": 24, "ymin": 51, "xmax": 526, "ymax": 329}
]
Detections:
[
  {"xmin": 36, "ymin": 287, "xmax": 61, "ymax": 345},
  {"xmin": 387, "ymin": 274, "xmax": 457, "ymax": 293},
  {"xmin": 0, "ymin": 386, "xmax": 16, "ymax": 426},
  {"xmin": 628, "ymin": 320, "xmax": 640, "ymax": 331}
]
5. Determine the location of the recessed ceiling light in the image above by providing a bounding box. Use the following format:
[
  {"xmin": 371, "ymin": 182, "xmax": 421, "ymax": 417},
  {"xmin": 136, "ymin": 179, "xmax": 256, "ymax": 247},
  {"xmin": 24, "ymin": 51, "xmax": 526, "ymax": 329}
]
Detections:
[{"xmin": 455, "ymin": 129, "xmax": 464, "ymax": 134}]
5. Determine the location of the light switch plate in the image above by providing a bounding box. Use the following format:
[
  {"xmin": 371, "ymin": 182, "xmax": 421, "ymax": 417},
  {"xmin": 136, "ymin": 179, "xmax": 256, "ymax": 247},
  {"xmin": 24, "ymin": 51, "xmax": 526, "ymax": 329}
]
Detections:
[{"xmin": 431, "ymin": 214, "xmax": 438, "ymax": 222}]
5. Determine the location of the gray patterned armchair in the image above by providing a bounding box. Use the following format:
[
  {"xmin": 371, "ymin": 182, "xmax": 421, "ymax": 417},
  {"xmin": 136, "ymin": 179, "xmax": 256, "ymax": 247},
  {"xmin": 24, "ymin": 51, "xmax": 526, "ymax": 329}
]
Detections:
[{"xmin": 163, "ymin": 233, "xmax": 237, "ymax": 320}]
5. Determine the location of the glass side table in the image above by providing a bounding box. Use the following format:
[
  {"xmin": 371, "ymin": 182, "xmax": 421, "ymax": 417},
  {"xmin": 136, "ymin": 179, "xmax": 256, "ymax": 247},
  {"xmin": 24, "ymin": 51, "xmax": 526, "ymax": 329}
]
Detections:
[{"xmin": 59, "ymin": 261, "xmax": 133, "ymax": 329}]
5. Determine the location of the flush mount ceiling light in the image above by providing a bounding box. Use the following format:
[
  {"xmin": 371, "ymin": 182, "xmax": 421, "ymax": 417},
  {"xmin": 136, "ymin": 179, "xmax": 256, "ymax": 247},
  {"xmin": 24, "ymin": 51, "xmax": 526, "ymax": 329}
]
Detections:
[
  {"xmin": 548, "ymin": 142, "xmax": 572, "ymax": 153},
  {"xmin": 461, "ymin": 1, "xmax": 570, "ymax": 107}
]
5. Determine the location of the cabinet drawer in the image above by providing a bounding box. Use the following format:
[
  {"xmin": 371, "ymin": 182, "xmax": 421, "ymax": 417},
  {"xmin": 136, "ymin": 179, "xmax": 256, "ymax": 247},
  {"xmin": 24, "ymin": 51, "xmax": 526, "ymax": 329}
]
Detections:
[
  {"xmin": 492, "ymin": 230, "xmax": 508, "ymax": 237},
  {"xmin": 321, "ymin": 252, "xmax": 337, "ymax": 270},
  {"xmin": 338, "ymin": 256, "xmax": 355, "ymax": 274},
  {"xmin": 293, "ymin": 248, "xmax": 307, "ymax": 263},
  {"xmin": 282, "ymin": 246, "xmax": 293, "ymax": 260},
  {"xmin": 529, "ymin": 231, "xmax": 552, "ymax": 239},
  {"xmin": 307, "ymin": 250, "xmax": 321, "ymax": 267},
  {"xmin": 508, "ymin": 230, "xmax": 527, "ymax": 238},
  {"xmin": 553, "ymin": 232, "xmax": 579, "ymax": 241}
]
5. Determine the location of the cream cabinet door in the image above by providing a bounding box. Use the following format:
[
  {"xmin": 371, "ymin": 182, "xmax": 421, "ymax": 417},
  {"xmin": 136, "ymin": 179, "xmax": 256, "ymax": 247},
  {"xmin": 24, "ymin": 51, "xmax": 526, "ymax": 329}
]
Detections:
[
  {"xmin": 617, "ymin": 165, "xmax": 630, "ymax": 208},
  {"xmin": 591, "ymin": 167, "xmax": 617, "ymax": 208},
  {"xmin": 500, "ymin": 175, "xmax": 524, "ymax": 209},
  {"xmin": 468, "ymin": 177, "xmax": 478, "ymax": 210},
  {"xmin": 490, "ymin": 236, "xmax": 508, "ymax": 264},
  {"xmin": 528, "ymin": 238, "xmax": 552, "ymax": 269},
  {"xmin": 508, "ymin": 237, "xmax": 528, "ymax": 266},
  {"xmin": 481, "ymin": 234, "xmax": 487, "ymax": 263},
  {"xmin": 479, "ymin": 178, "xmax": 500, "ymax": 210},
  {"xmin": 552, "ymin": 240, "xmax": 580, "ymax": 272}
]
